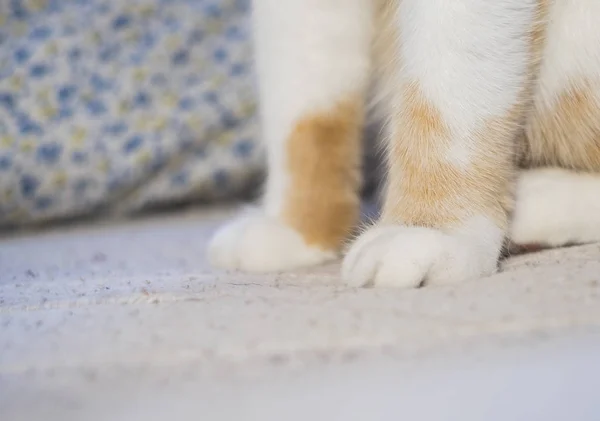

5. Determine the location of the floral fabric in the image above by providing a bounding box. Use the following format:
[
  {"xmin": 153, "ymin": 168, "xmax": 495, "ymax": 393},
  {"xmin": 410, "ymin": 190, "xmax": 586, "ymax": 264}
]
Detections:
[{"xmin": 0, "ymin": 0, "xmax": 263, "ymax": 228}]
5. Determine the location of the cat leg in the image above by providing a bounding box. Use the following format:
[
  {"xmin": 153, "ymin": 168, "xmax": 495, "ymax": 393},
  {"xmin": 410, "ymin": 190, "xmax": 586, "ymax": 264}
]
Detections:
[
  {"xmin": 512, "ymin": 1, "xmax": 600, "ymax": 249},
  {"xmin": 208, "ymin": 0, "xmax": 372, "ymax": 272},
  {"xmin": 343, "ymin": 0, "xmax": 545, "ymax": 288},
  {"xmin": 510, "ymin": 168, "xmax": 600, "ymax": 248}
]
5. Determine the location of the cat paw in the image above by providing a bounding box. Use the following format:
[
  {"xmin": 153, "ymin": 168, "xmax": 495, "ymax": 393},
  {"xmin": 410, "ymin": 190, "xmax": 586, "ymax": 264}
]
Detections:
[
  {"xmin": 342, "ymin": 224, "xmax": 500, "ymax": 288},
  {"xmin": 207, "ymin": 210, "xmax": 338, "ymax": 272}
]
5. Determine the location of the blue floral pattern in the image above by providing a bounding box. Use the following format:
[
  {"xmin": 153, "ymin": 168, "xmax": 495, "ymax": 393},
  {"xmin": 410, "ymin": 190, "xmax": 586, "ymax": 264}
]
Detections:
[{"xmin": 0, "ymin": 0, "xmax": 262, "ymax": 227}]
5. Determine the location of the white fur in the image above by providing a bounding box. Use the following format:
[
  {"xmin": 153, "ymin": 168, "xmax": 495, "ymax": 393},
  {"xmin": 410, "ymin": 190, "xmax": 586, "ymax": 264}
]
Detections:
[
  {"xmin": 342, "ymin": 217, "xmax": 504, "ymax": 288},
  {"xmin": 510, "ymin": 168, "xmax": 600, "ymax": 247},
  {"xmin": 208, "ymin": 0, "xmax": 371, "ymax": 272},
  {"xmin": 253, "ymin": 0, "xmax": 372, "ymax": 216},
  {"xmin": 396, "ymin": 0, "xmax": 534, "ymax": 137},
  {"xmin": 208, "ymin": 209, "xmax": 336, "ymax": 272},
  {"xmin": 536, "ymin": 0, "xmax": 600, "ymax": 104}
]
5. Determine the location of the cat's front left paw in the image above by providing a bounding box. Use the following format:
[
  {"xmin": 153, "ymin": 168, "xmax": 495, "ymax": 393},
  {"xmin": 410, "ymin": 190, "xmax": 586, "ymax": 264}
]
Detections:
[
  {"xmin": 208, "ymin": 210, "xmax": 338, "ymax": 273},
  {"xmin": 342, "ymin": 224, "xmax": 500, "ymax": 288}
]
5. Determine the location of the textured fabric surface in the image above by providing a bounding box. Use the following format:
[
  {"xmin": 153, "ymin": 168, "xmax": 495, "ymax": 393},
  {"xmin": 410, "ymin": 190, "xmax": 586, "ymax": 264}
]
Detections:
[
  {"xmin": 0, "ymin": 0, "xmax": 263, "ymax": 228},
  {"xmin": 1, "ymin": 205, "xmax": 600, "ymax": 419}
]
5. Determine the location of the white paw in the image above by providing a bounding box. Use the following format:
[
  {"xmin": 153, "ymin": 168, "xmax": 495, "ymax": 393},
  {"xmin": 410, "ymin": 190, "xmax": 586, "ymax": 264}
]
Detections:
[
  {"xmin": 342, "ymin": 223, "xmax": 502, "ymax": 288},
  {"xmin": 208, "ymin": 210, "xmax": 338, "ymax": 272},
  {"xmin": 510, "ymin": 168, "xmax": 600, "ymax": 248}
]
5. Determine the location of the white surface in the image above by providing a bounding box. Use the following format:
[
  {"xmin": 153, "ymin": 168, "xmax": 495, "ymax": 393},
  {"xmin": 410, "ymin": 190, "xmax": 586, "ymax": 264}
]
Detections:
[{"xmin": 2, "ymin": 206, "xmax": 600, "ymax": 420}]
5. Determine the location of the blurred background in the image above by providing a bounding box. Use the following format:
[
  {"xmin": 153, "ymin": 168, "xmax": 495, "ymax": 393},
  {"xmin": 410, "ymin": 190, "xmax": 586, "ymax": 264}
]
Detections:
[{"xmin": 0, "ymin": 0, "xmax": 265, "ymax": 230}]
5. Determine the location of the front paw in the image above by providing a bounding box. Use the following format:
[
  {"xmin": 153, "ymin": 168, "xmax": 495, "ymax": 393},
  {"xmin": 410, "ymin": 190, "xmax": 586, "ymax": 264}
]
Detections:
[
  {"xmin": 342, "ymin": 223, "xmax": 501, "ymax": 288},
  {"xmin": 208, "ymin": 210, "xmax": 338, "ymax": 272}
]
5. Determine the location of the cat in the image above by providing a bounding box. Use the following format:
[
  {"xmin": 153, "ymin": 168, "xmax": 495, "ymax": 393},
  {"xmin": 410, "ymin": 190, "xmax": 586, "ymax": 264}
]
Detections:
[{"xmin": 208, "ymin": 0, "xmax": 600, "ymax": 288}]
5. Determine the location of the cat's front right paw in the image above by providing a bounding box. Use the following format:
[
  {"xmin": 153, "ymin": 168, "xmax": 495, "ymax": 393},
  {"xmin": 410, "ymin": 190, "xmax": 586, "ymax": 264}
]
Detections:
[
  {"xmin": 207, "ymin": 210, "xmax": 338, "ymax": 272},
  {"xmin": 341, "ymin": 224, "xmax": 501, "ymax": 288}
]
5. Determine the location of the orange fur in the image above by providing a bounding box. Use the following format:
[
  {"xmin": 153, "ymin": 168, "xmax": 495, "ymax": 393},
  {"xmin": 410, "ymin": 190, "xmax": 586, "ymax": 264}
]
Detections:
[
  {"xmin": 529, "ymin": 0, "xmax": 550, "ymax": 72},
  {"xmin": 371, "ymin": 0, "xmax": 400, "ymax": 107},
  {"xmin": 382, "ymin": 84, "xmax": 519, "ymax": 229},
  {"xmin": 525, "ymin": 80, "xmax": 600, "ymax": 171},
  {"xmin": 283, "ymin": 99, "xmax": 363, "ymax": 250},
  {"xmin": 378, "ymin": 0, "xmax": 551, "ymax": 231},
  {"xmin": 519, "ymin": 2, "xmax": 600, "ymax": 172}
]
